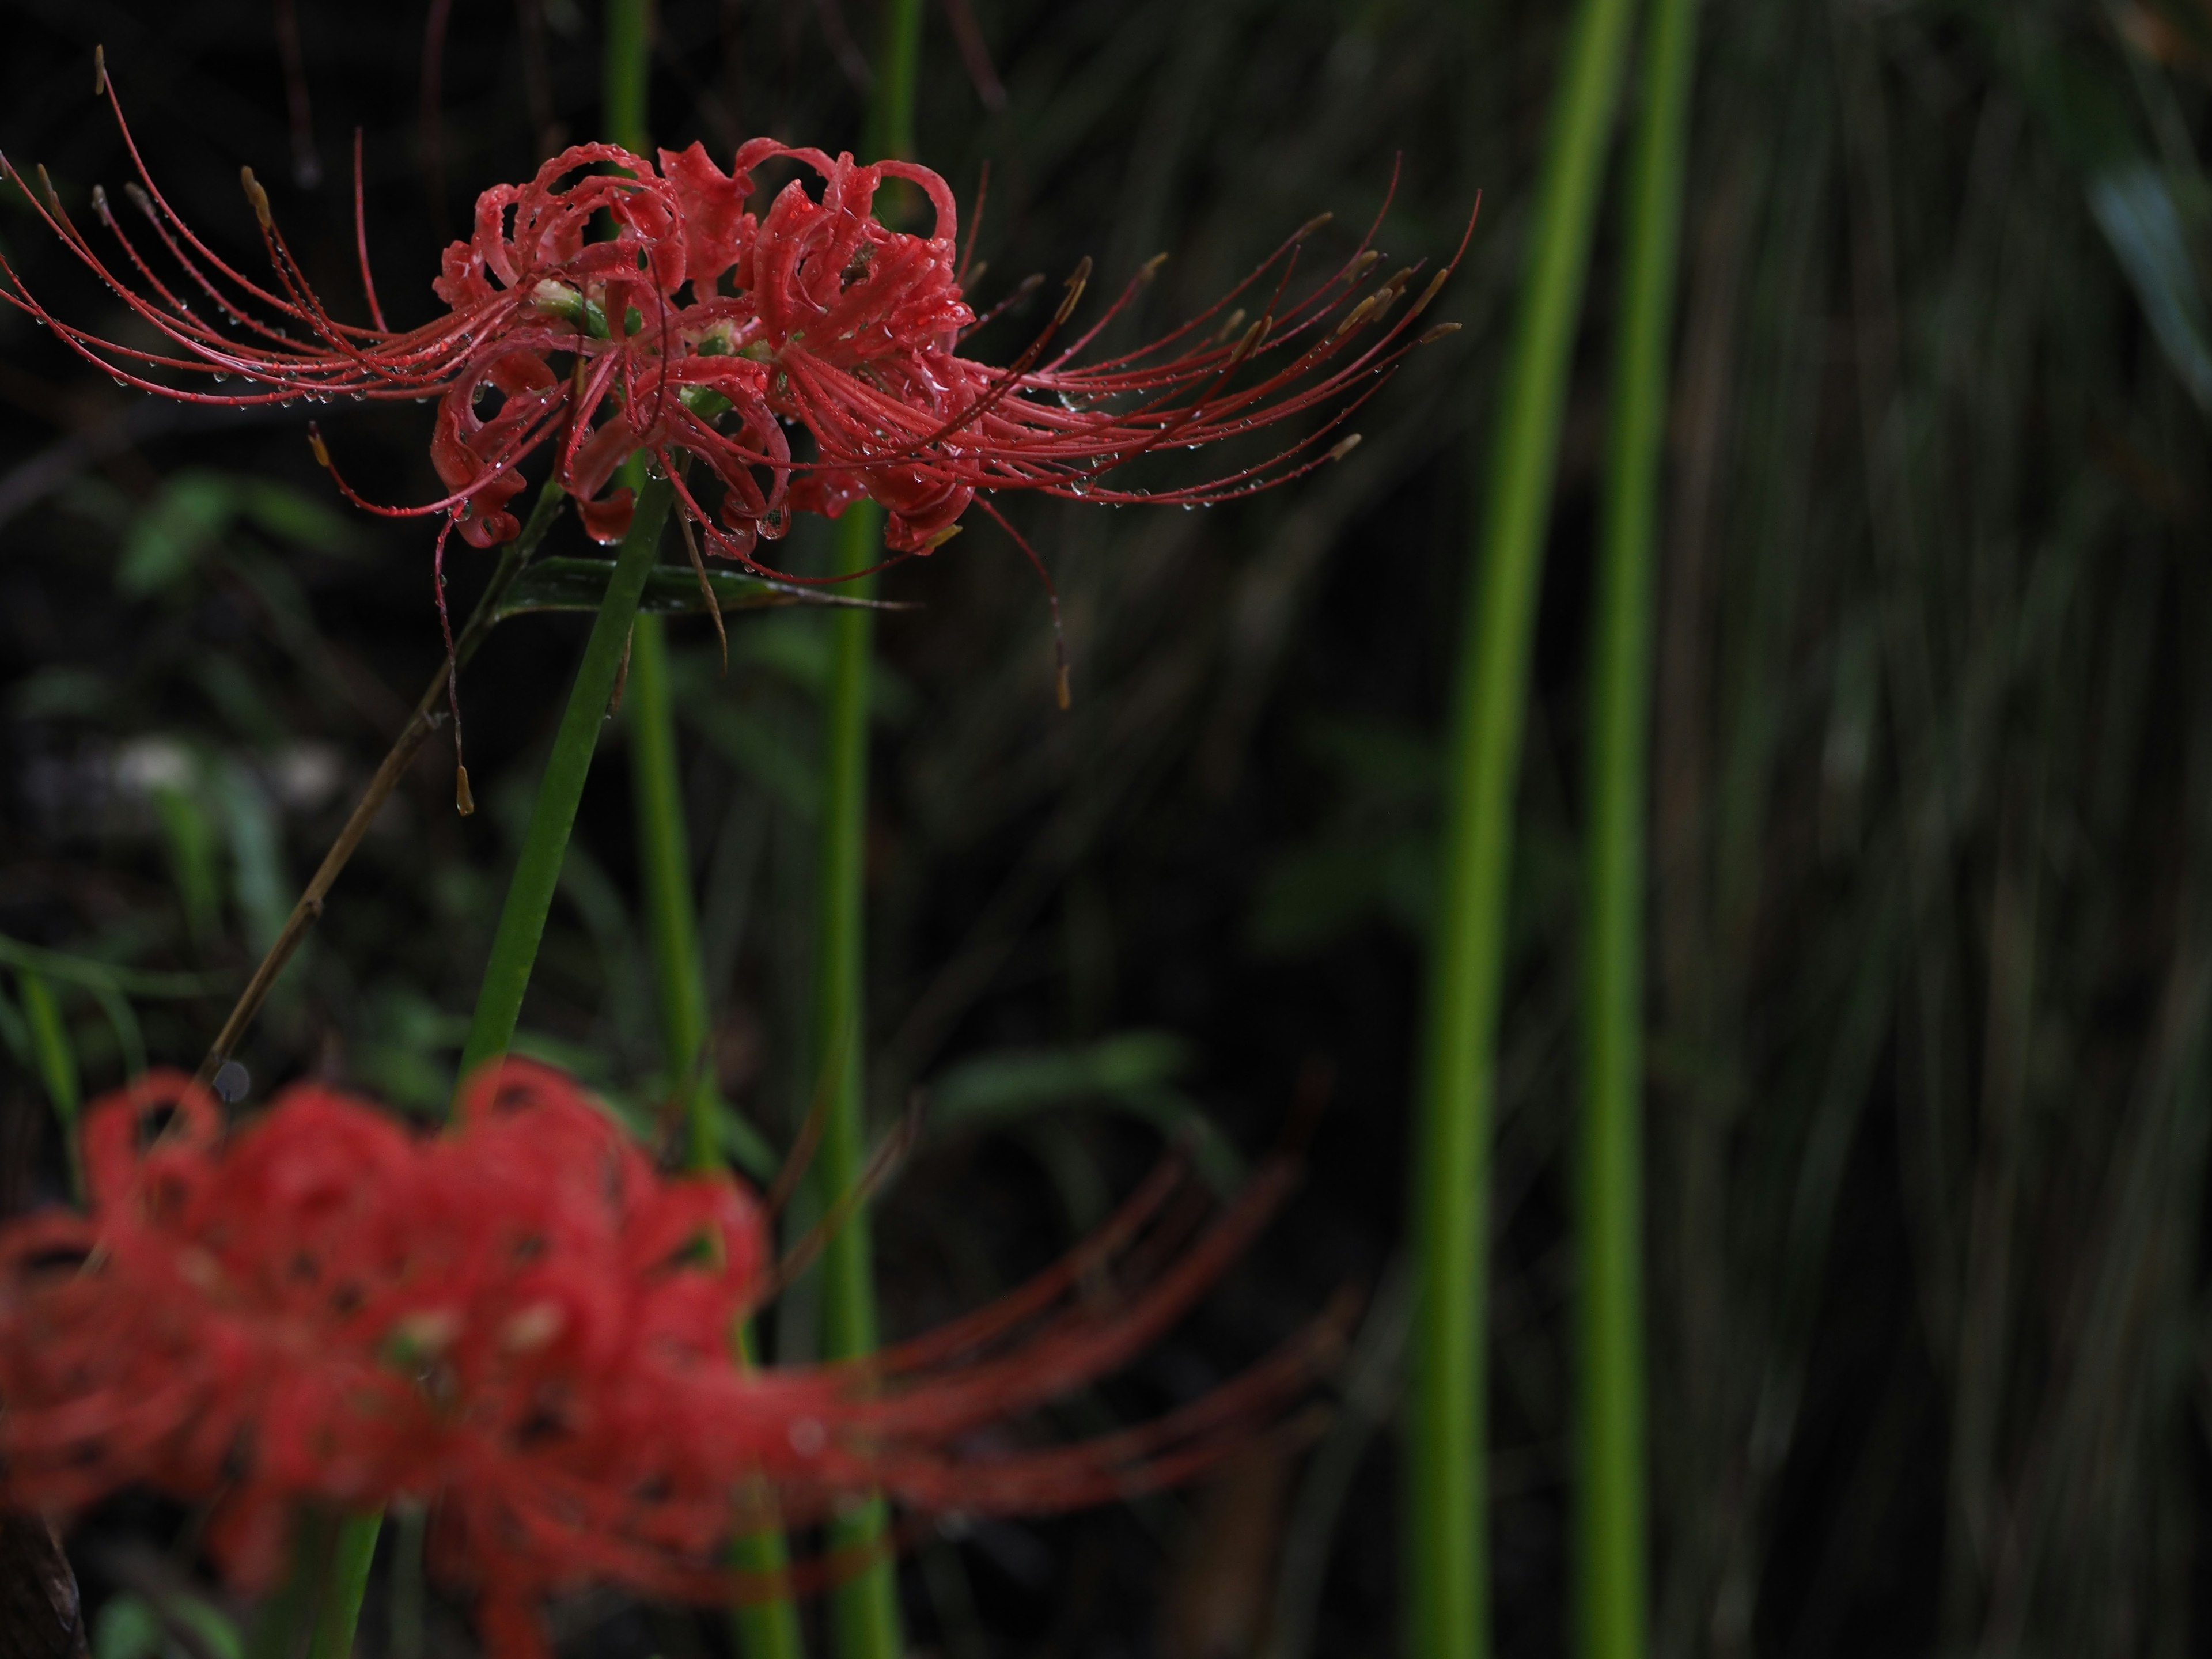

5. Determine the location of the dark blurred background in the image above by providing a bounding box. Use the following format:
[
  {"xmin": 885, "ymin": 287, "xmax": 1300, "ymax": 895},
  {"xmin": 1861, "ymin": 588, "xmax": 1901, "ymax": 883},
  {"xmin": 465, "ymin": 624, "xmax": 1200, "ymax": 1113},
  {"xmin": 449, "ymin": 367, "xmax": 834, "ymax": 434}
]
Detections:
[{"xmin": 3, "ymin": 1, "xmax": 2211, "ymax": 1656}]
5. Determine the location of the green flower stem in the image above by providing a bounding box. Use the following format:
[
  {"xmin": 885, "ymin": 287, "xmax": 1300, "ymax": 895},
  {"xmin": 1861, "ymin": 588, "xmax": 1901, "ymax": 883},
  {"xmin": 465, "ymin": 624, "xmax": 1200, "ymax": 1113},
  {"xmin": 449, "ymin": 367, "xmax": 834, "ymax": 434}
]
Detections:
[
  {"xmin": 1580, "ymin": 1, "xmax": 1698, "ymax": 1655},
  {"xmin": 813, "ymin": 500, "xmax": 903, "ymax": 1659},
  {"xmin": 247, "ymin": 485, "xmax": 559, "ymax": 1659},
  {"xmin": 457, "ymin": 474, "xmax": 676, "ymax": 1082},
  {"xmin": 1407, "ymin": 1, "xmax": 1640, "ymax": 1657},
  {"xmin": 808, "ymin": 1, "xmax": 926, "ymax": 1653},
  {"xmin": 296, "ymin": 481, "xmax": 674, "ymax": 1659},
  {"xmin": 627, "ymin": 569, "xmax": 809, "ymax": 1659},
  {"xmin": 603, "ymin": 0, "xmax": 652, "ymax": 158},
  {"xmin": 865, "ymin": 0, "xmax": 926, "ymax": 164},
  {"xmin": 628, "ymin": 612, "xmax": 713, "ymax": 1168},
  {"xmin": 601, "ymin": 8, "xmax": 808, "ymax": 1654}
]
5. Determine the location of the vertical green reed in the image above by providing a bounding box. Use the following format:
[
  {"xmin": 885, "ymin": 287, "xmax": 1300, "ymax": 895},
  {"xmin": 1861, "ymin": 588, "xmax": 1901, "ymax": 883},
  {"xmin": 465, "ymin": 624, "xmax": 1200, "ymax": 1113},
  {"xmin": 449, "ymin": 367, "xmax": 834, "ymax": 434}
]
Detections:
[
  {"xmin": 301, "ymin": 478, "xmax": 675, "ymax": 1659},
  {"xmin": 812, "ymin": 502, "xmax": 901, "ymax": 1659},
  {"xmin": 1581, "ymin": 0, "xmax": 1698, "ymax": 1653},
  {"xmin": 627, "ymin": 603, "xmax": 722, "ymax": 1168},
  {"xmin": 1406, "ymin": 2, "xmax": 1639, "ymax": 1657},
  {"xmin": 808, "ymin": 7, "xmax": 925, "ymax": 1657},
  {"xmin": 456, "ymin": 476, "xmax": 676, "ymax": 1080},
  {"xmin": 601, "ymin": 6, "xmax": 809, "ymax": 1654}
]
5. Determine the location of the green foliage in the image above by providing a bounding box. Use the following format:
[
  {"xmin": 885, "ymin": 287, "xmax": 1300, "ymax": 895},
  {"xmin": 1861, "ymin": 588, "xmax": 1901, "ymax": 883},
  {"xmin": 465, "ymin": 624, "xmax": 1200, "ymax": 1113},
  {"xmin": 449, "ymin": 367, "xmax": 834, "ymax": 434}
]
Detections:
[
  {"xmin": 94, "ymin": 1592, "xmax": 243, "ymax": 1659},
  {"xmin": 2000, "ymin": 23, "xmax": 2212, "ymax": 408},
  {"xmin": 926, "ymin": 1030, "xmax": 1245, "ymax": 1191},
  {"xmin": 152, "ymin": 783, "xmax": 221, "ymax": 945},
  {"xmin": 1249, "ymin": 718, "xmax": 1438, "ymax": 953},
  {"xmin": 118, "ymin": 471, "xmax": 359, "ymax": 600}
]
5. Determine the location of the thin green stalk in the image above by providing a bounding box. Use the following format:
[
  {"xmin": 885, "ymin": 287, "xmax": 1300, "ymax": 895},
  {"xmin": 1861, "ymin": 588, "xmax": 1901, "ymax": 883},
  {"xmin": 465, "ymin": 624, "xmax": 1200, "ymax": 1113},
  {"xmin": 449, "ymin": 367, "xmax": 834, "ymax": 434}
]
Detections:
[
  {"xmin": 630, "ymin": 613, "xmax": 718, "ymax": 1167},
  {"xmin": 602, "ymin": 9, "xmax": 807, "ymax": 1652},
  {"xmin": 813, "ymin": 500, "xmax": 902, "ymax": 1659},
  {"xmin": 808, "ymin": 0, "xmax": 925, "ymax": 1650},
  {"xmin": 1581, "ymin": 0, "xmax": 1698, "ymax": 1652},
  {"xmin": 603, "ymin": 0, "xmax": 652, "ymax": 159},
  {"xmin": 865, "ymin": 0, "xmax": 926, "ymax": 164},
  {"xmin": 18, "ymin": 969, "xmax": 84, "ymax": 1203},
  {"xmin": 457, "ymin": 474, "xmax": 676, "ymax": 1081},
  {"xmin": 1407, "ymin": 2, "xmax": 1640, "ymax": 1658},
  {"xmin": 294, "ymin": 479, "xmax": 674, "ymax": 1659}
]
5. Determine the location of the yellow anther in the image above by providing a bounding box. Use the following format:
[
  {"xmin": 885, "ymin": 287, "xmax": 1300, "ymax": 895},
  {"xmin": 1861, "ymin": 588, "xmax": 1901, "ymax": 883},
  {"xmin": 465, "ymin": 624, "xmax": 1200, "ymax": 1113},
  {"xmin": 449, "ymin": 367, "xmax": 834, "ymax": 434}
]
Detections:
[
  {"xmin": 1406, "ymin": 268, "xmax": 1450, "ymax": 320},
  {"xmin": 240, "ymin": 167, "xmax": 271, "ymax": 229},
  {"xmin": 1054, "ymin": 256, "xmax": 1093, "ymax": 327},
  {"xmin": 1334, "ymin": 293, "xmax": 1381, "ymax": 338},
  {"xmin": 1225, "ymin": 316, "xmax": 1268, "ymax": 368}
]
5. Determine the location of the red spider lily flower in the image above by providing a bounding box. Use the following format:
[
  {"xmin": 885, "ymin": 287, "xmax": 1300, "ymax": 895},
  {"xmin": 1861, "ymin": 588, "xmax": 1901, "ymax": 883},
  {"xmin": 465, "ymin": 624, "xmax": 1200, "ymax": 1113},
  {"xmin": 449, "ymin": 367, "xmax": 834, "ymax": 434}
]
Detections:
[
  {"xmin": 0, "ymin": 1062, "xmax": 1325, "ymax": 1659},
  {"xmin": 1, "ymin": 60, "xmax": 1467, "ymax": 596}
]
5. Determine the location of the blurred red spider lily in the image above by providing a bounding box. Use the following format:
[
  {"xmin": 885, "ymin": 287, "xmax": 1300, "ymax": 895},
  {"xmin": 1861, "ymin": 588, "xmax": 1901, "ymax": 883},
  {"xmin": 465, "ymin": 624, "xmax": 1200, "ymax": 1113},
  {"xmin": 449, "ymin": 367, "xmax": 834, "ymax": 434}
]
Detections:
[
  {"xmin": 0, "ymin": 59, "xmax": 1466, "ymax": 585},
  {"xmin": 0, "ymin": 1062, "xmax": 1325, "ymax": 1659}
]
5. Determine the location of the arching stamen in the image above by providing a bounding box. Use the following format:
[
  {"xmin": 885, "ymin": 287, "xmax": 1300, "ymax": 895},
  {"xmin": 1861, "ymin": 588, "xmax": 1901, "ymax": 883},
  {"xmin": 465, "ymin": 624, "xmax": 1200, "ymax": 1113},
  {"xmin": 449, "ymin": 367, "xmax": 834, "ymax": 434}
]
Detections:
[
  {"xmin": 430, "ymin": 511, "xmax": 472, "ymax": 815},
  {"xmin": 353, "ymin": 130, "xmax": 388, "ymax": 332}
]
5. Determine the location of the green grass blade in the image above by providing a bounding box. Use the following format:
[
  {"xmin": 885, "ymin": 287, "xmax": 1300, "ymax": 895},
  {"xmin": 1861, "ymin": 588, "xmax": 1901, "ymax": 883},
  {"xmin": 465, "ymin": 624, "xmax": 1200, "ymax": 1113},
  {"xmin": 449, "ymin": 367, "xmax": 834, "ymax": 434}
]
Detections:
[
  {"xmin": 457, "ymin": 474, "xmax": 676, "ymax": 1082},
  {"xmin": 0, "ymin": 933, "xmax": 228, "ymax": 999},
  {"xmin": 18, "ymin": 969, "xmax": 85, "ymax": 1202},
  {"xmin": 1407, "ymin": 2, "xmax": 1641, "ymax": 1657},
  {"xmin": 1580, "ymin": 0, "xmax": 1699, "ymax": 1653},
  {"xmin": 309, "ymin": 1515, "xmax": 380, "ymax": 1659}
]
